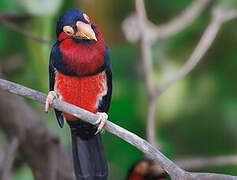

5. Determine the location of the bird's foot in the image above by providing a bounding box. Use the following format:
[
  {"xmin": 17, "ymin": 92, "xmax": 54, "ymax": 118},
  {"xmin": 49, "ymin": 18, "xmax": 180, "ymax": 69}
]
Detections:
[
  {"xmin": 95, "ymin": 112, "xmax": 108, "ymax": 135},
  {"xmin": 45, "ymin": 91, "xmax": 58, "ymax": 113}
]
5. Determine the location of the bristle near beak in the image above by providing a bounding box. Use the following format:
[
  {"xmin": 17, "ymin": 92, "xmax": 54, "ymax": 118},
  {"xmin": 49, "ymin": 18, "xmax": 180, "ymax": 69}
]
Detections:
[{"xmin": 75, "ymin": 21, "xmax": 97, "ymax": 41}]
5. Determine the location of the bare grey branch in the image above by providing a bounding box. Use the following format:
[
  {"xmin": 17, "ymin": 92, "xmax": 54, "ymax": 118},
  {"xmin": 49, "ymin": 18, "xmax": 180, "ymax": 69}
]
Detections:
[
  {"xmin": 0, "ymin": 16, "xmax": 52, "ymax": 44},
  {"xmin": 176, "ymin": 155, "xmax": 237, "ymax": 171},
  {"xmin": 0, "ymin": 137, "xmax": 19, "ymax": 180},
  {"xmin": 152, "ymin": 0, "xmax": 211, "ymax": 40},
  {"xmin": 155, "ymin": 7, "xmax": 237, "ymax": 97},
  {"xmin": 0, "ymin": 79, "xmax": 236, "ymax": 179}
]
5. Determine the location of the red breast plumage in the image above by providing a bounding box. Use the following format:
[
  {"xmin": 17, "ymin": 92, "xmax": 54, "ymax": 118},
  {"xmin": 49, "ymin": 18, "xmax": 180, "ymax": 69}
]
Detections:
[
  {"xmin": 55, "ymin": 70, "xmax": 107, "ymax": 120},
  {"xmin": 55, "ymin": 23, "xmax": 107, "ymax": 121},
  {"xmin": 48, "ymin": 9, "xmax": 111, "ymax": 180}
]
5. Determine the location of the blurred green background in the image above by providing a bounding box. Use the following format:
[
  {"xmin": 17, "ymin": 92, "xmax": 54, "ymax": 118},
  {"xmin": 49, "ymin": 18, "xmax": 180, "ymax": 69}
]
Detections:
[{"xmin": 0, "ymin": 0, "xmax": 237, "ymax": 179}]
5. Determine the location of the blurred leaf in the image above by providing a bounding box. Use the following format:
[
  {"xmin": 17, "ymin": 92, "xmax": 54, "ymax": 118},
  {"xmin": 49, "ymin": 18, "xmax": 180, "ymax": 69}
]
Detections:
[
  {"xmin": 0, "ymin": 0, "xmax": 16, "ymax": 11},
  {"xmin": 218, "ymin": 0, "xmax": 237, "ymax": 10},
  {"xmin": 13, "ymin": 166, "xmax": 34, "ymax": 180},
  {"xmin": 16, "ymin": 0, "xmax": 63, "ymax": 16}
]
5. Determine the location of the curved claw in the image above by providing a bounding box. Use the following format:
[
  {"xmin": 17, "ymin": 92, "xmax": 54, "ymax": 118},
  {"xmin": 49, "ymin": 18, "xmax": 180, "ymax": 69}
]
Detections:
[
  {"xmin": 95, "ymin": 112, "xmax": 108, "ymax": 135},
  {"xmin": 45, "ymin": 91, "xmax": 58, "ymax": 113}
]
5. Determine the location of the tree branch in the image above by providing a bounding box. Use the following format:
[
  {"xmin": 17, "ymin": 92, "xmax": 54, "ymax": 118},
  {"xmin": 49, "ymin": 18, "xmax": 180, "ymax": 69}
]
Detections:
[
  {"xmin": 0, "ymin": 137, "xmax": 19, "ymax": 180},
  {"xmin": 152, "ymin": 0, "xmax": 211, "ymax": 40},
  {"xmin": 0, "ymin": 15, "xmax": 51, "ymax": 44},
  {"xmin": 0, "ymin": 11, "xmax": 32, "ymax": 22},
  {"xmin": 131, "ymin": 0, "xmax": 212, "ymax": 146},
  {"xmin": 135, "ymin": 0, "xmax": 156, "ymax": 144},
  {"xmin": 0, "ymin": 70, "xmax": 74, "ymax": 180},
  {"xmin": 123, "ymin": 0, "xmax": 237, "ymax": 149},
  {"xmin": 188, "ymin": 173, "xmax": 237, "ymax": 180},
  {"xmin": 155, "ymin": 7, "xmax": 237, "ymax": 97},
  {"xmin": 0, "ymin": 79, "xmax": 236, "ymax": 179},
  {"xmin": 123, "ymin": 0, "xmax": 211, "ymax": 43},
  {"xmin": 0, "ymin": 78, "xmax": 183, "ymax": 178},
  {"xmin": 136, "ymin": 0, "xmax": 154, "ymax": 96},
  {"xmin": 176, "ymin": 155, "xmax": 237, "ymax": 171}
]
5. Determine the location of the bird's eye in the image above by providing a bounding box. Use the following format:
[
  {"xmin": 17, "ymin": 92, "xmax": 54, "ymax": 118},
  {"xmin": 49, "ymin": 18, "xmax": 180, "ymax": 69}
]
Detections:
[
  {"xmin": 63, "ymin": 26, "xmax": 74, "ymax": 36},
  {"xmin": 83, "ymin": 13, "xmax": 90, "ymax": 23}
]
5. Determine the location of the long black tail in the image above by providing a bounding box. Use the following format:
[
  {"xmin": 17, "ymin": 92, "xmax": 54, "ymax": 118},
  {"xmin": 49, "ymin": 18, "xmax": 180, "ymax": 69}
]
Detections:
[{"xmin": 68, "ymin": 120, "xmax": 108, "ymax": 180}]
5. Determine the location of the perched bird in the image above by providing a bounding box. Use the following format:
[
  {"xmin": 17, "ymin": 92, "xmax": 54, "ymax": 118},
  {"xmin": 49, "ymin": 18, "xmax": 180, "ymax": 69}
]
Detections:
[
  {"xmin": 45, "ymin": 9, "xmax": 112, "ymax": 180},
  {"xmin": 127, "ymin": 158, "xmax": 168, "ymax": 180}
]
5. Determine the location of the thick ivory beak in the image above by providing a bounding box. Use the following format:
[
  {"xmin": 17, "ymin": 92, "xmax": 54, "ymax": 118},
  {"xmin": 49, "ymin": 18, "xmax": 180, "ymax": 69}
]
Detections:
[{"xmin": 75, "ymin": 21, "xmax": 97, "ymax": 41}]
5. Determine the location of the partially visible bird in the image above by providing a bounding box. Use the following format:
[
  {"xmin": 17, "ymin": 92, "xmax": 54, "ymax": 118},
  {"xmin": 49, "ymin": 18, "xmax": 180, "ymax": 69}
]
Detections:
[
  {"xmin": 127, "ymin": 158, "xmax": 168, "ymax": 180},
  {"xmin": 45, "ymin": 9, "xmax": 112, "ymax": 180}
]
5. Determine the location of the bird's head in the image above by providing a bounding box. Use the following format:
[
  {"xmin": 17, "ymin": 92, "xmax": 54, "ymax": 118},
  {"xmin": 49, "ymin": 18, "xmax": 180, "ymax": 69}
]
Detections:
[{"xmin": 56, "ymin": 9, "xmax": 97, "ymax": 42}]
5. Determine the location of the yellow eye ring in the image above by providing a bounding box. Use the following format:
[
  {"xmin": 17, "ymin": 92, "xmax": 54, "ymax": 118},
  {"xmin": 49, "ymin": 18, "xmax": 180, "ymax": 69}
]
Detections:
[{"xmin": 63, "ymin": 26, "xmax": 74, "ymax": 36}]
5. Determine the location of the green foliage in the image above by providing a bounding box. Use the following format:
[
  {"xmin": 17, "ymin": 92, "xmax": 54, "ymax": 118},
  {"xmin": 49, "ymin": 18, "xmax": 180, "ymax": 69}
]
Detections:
[
  {"xmin": 1, "ymin": 0, "xmax": 237, "ymax": 179},
  {"xmin": 0, "ymin": 0, "xmax": 16, "ymax": 11},
  {"xmin": 218, "ymin": 0, "xmax": 237, "ymax": 10},
  {"xmin": 13, "ymin": 166, "xmax": 34, "ymax": 180},
  {"xmin": 0, "ymin": 27, "xmax": 7, "ymax": 57},
  {"xmin": 0, "ymin": 0, "xmax": 15, "ymax": 56}
]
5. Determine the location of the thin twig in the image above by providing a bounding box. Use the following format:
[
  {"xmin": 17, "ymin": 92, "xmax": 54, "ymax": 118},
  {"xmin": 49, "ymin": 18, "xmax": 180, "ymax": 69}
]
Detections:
[
  {"xmin": 0, "ymin": 78, "xmax": 183, "ymax": 177},
  {"xmin": 128, "ymin": 0, "xmax": 237, "ymax": 149},
  {"xmin": 0, "ymin": 70, "xmax": 75, "ymax": 179},
  {"xmin": 0, "ymin": 16, "xmax": 52, "ymax": 44},
  {"xmin": 123, "ymin": 0, "xmax": 211, "ymax": 43},
  {"xmin": 135, "ymin": 0, "xmax": 156, "ymax": 144},
  {"xmin": 0, "ymin": 137, "xmax": 19, "ymax": 180},
  {"xmin": 133, "ymin": 0, "xmax": 213, "ymax": 146},
  {"xmin": 176, "ymin": 155, "xmax": 237, "ymax": 171},
  {"xmin": 152, "ymin": 0, "xmax": 211, "ymax": 41},
  {"xmin": 136, "ymin": 0, "xmax": 154, "ymax": 96},
  {"xmin": 0, "ymin": 12, "xmax": 32, "ymax": 22},
  {"xmin": 155, "ymin": 7, "xmax": 237, "ymax": 97},
  {"xmin": 0, "ymin": 79, "xmax": 237, "ymax": 179}
]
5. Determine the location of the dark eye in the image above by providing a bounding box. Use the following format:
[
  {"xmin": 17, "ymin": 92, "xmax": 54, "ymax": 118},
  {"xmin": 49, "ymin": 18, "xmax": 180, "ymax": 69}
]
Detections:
[{"xmin": 63, "ymin": 26, "xmax": 74, "ymax": 36}]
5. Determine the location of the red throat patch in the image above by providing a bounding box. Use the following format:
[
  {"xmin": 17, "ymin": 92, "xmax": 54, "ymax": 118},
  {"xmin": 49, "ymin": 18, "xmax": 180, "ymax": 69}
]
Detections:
[
  {"xmin": 58, "ymin": 24, "xmax": 106, "ymax": 76},
  {"xmin": 54, "ymin": 70, "xmax": 107, "ymax": 120}
]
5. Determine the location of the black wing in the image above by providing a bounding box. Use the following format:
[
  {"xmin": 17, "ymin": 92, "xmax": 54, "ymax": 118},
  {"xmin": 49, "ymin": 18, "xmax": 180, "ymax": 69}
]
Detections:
[
  {"xmin": 98, "ymin": 47, "xmax": 112, "ymax": 113},
  {"xmin": 49, "ymin": 42, "xmax": 64, "ymax": 128}
]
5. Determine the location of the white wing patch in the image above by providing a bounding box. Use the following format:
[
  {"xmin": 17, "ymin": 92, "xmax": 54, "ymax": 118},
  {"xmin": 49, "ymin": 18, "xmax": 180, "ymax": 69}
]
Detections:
[{"xmin": 95, "ymin": 71, "xmax": 108, "ymax": 109}]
